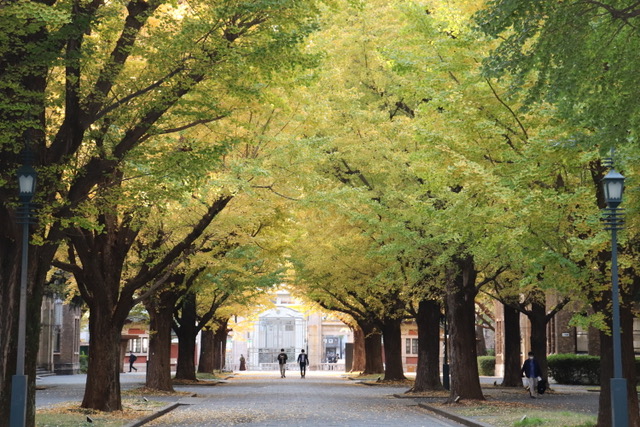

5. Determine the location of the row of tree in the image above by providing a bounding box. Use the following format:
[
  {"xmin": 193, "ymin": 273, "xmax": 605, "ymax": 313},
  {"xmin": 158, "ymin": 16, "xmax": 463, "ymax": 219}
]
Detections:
[
  {"xmin": 0, "ymin": 0, "xmax": 322, "ymax": 424},
  {"xmin": 280, "ymin": 2, "xmax": 640, "ymax": 427},
  {"xmin": 1, "ymin": 1, "xmax": 640, "ymax": 427}
]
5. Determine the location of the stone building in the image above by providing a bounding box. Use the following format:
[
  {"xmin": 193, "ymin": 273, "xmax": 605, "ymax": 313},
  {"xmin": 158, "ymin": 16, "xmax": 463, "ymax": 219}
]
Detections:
[
  {"xmin": 38, "ymin": 295, "xmax": 82, "ymax": 375},
  {"xmin": 228, "ymin": 289, "xmax": 352, "ymax": 370}
]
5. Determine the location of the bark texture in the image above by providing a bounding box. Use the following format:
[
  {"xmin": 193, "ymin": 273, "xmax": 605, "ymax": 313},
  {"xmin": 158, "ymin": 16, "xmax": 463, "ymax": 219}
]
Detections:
[
  {"xmin": 173, "ymin": 280, "xmax": 231, "ymax": 380},
  {"xmin": 82, "ymin": 309, "xmax": 123, "ymax": 410},
  {"xmin": 446, "ymin": 255, "xmax": 484, "ymax": 402},
  {"xmin": 145, "ymin": 289, "xmax": 178, "ymax": 391},
  {"xmin": 411, "ymin": 299, "xmax": 443, "ymax": 392},
  {"xmin": 212, "ymin": 319, "xmax": 229, "ymax": 370},
  {"xmin": 174, "ymin": 293, "xmax": 198, "ymax": 381},
  {"xmin": 361, "ymin": 322, "xmax": 384, "ymax": 375},
  {"xmin": 198, "ymin": 329, "xmax": 215, "ymax": 374},
  {"xmin": 351, "ymin": 326, "xmax": 366, "ymax": 372},
  {"xmin": 475, "ymin": 325, "xmax": 487, "ymax": 356},
  {"xmin": 527, "ymin": 300, "xmax": 549, "ymax": 378},
  {"xmin": 380, "ymin": 318, "xmax": 406, "ymax": 381},
  {"xmin": 500, "ymin": 302, "xmax": 522, "ymax": 387}
]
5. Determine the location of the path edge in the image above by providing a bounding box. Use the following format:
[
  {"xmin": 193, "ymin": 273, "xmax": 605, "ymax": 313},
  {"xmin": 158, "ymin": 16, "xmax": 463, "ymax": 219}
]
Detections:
[
  {"xmin": 418, "ymin": 402, "xmax": 494, "ymax": 427},
  {"xmin": 123, "ymin": 402, "xmax": 181, "ymax": 427}
]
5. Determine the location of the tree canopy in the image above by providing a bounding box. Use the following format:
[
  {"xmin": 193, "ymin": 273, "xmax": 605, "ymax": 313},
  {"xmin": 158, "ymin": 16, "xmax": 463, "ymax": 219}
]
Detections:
[{"xmin": 2, "ymin": 0, "xmax": 640, "ymax": 425}]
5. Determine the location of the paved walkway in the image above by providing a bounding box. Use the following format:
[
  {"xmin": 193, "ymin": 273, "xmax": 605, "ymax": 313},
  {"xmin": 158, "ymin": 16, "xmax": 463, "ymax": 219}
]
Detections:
[
  {"xmin": 36, "ymin": 372, "xmax": 601, "ymax": 426},
  {"xmin": 36, "ymin": 370, "xmax": 180, "ymax": 409},
  {"xmin": 146, "ymin": 371, "xmax": 460, "ymax": 427}
]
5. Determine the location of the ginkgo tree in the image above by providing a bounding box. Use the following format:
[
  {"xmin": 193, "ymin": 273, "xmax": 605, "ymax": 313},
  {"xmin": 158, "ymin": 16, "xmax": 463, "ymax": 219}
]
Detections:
[
  {"xmin": 284, "ymin": 0, "xmax": 614, "ymax": 403},
  {"xmin": 476, "ymin": 0, "xmax": 640, "ymax": 423},
  {"xmin": 282, "ymin": 0, "xmax": 509, "ymax": 398},
  {"xmin": 0, "ymin": 0, "xmax": 322, "ymax": 422}
]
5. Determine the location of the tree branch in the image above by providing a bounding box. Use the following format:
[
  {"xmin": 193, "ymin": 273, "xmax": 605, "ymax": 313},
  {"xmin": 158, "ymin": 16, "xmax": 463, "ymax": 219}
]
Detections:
[{"xmin": 484, "ymin": 77, "xmax": 529, "ymax": 141}]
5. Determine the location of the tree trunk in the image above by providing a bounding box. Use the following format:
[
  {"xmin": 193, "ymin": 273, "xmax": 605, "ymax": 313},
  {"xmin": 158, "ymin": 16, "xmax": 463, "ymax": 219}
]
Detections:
[
  {"xmin": 595, "ymin": 301, "xmax": 640, "ymax": 427},
  {"xmin": 1, "ymin": 227, "xmax": 55, "ymax": 427},
  {"xmin": 198, "ymin": 329, "xmax": 215, "ymax": 374},
  {"xmin": 380, "ymin": 318, "xmax": 406, "ymax": 381},
  {"xmin": 528, "ymin": 300, "xmax": 548, "ymax": 378},
  {"xmin": 174, "ymin": 293, "xmax": 198, "ymax": 380},
  {"xmin": 212, "ymin": 319, "xmax": 229, "ymax": 370},
  {"xmin": 175, "ymin": 330, "xmax": 197, "ymax": 380},
  {"xmin": 620, "ymin": 304, "xmax": 639, "ymax": 426},
  {"xmin": 81, "ymin": 309, "xmax": 122, "ymax": 411},
  {"xmin": 476, "ymin": 325, "xmax": 487, "ymax": 356},
  {"xmin": 0, "ymin": 257, "xmax": 22, "ymax": 427},
  {"xmin": 411, "ymin": 299, "xmax": 442, "ymax": 392},
  {"xmin": 145, "ymin": 293, "xmax": 175, "ymax": 392},
  {"xmin": 446, "ymin": 255, "xmax": 484, "ymax": 401},
  {"xmin": 351, "ymin": 326, "xmax": 366, "ymax": 372},
  {"xmin": 0, "ymin": 26, "xmax": 50, "ymax": 425},
  {"xmin": 360, "ymin": 321, "xmax": 384, "ymax": 375},
  {"xmin": 501, "ymin": 302, "xmax": 522, "ymax": 387}
]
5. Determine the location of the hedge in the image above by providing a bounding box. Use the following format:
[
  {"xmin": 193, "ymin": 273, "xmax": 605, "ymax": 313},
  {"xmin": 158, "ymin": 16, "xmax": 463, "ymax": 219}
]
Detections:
[
  {"xmin": 547, "ymin": 354, "xmax": 640, "ymax": 385},
  {"xmin": 547, "ymin": 354, "xmax": 600, "ymax": 385},
  {"xmin": 478, "ymin": 356, "xmax": 495, "ymax": 376}
]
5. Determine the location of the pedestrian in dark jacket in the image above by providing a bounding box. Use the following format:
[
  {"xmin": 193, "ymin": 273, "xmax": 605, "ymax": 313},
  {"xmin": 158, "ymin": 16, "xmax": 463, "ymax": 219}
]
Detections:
[
  {"xmin": 521, "ymin": 351, "xmax": 541, "ymax": 398},
  {"xmin": 277, "ymin": 349, "xmax": 288, "ymax": 378},
  {"xmin": 129, "ymin": 352, "xmax": 138, "ymax": 372},
  {"xmin": 297, "ymin": 349, "xmax": 309, "ymax": 378}
]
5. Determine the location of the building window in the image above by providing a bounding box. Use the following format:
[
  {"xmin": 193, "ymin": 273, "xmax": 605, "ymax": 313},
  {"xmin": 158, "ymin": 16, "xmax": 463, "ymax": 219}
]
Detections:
[
  {"xmin": 54, "ymin": 298, "xmax": 63, "ymax": 327},
  {"xmin": 129, "ymin": 338, "xmax": 148, "ymax": 353},
  {"xmin": 576, "ymin": 327, "xmax": 588, "ymax": 354},
  {"xmin": 54, "ymin": 327, "xmax": 61, "ymax": 353},
  {"xmin": 405, "ymin": 338, "xmax": 418, "ymax": 355}
]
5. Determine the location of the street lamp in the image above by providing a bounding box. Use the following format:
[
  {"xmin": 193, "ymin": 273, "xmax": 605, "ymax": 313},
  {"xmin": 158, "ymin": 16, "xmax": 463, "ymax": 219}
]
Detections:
[
  {"xmin": 10, "ymin": 159, "xmax": 37, "ymax": 427},
  {"xmin": 602, "ymin": 166, "xmax": 628, "ymax": 427}
]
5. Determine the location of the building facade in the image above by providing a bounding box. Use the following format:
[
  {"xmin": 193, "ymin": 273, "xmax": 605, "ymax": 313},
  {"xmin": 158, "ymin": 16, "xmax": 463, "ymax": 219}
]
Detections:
[
  {"xmin": 228, "ymin": 290, "xmax": 353, "ymax": 371},
  {"xmin": 38, "ymin": 295, "xmax": 82, "ymax": 375}
]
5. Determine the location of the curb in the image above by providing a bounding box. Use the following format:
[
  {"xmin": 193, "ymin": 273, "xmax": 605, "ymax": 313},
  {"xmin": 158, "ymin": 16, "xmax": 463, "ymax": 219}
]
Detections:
[
  {"xmin": 123, "ymin": 402, "xmax": 181, "ymax": 427},
  {"xmin": 124, "ymin": 390, "xmax": 203, "ymax": 427},
  {"xmin": 392, "ymin": 393, "xmax": 446, "ymax": 399},
  {"xmin": 418, "ymin": 403, "xmax": 493, "ymax": 427}
]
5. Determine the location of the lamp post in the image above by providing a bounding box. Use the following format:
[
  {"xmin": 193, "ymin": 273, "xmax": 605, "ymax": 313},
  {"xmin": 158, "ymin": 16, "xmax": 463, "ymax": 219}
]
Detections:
[
  {"xmin": 602, "ymin": 167, "xmax": 628, "ymax": 427},
  {"xmin": 9, "ymin": 159, "xmax": 37, "ymax": 427}
]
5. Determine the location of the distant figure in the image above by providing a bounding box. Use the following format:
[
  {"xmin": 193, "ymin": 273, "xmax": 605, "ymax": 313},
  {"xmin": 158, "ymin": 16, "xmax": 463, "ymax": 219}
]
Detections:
[
  {"xmin": 521, "ymin": 351, "xmax": 541, "ymax": 398},
  {"xmin": 277, "ymin": 349, "xmax": 288, "ymax": 378},
  {"xmin": 128, "ymin": 352, "xmax": 138, "ymax": 372},
  {"xmin": 239, "ymin": 354, "xmax": 246, "ymax": 371},
  {"xmin": 297, "ymin": 349, "xmax": 309, "ymax": 378}
]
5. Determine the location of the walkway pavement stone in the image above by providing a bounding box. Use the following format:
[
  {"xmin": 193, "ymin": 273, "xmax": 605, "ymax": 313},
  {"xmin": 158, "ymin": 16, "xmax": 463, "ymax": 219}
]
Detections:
[
  {"xmin": 145, "ymin": 371, "xmax": 461, "ymax": 426},
  {"xmin": 36, "ymin": 372, "xmax": 601, "ymax": 426}
]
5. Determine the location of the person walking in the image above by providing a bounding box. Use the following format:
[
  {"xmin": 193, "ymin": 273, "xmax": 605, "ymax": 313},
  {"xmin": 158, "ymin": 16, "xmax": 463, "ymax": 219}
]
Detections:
[
  {"xmin": 128, "ymin": 351, "xmax": 138, "ymax": 373},
  {"xmin": 239, "ymin": 354, "xmax": 246, "ymax": 371},
  {"xmin": 521, "ymin": 351, "xmax": 542, "ymax": 398},
  {"xmin": 297, "ymin": 349, "xmax": 309, "ymax": 378},
  {"xmin": 277, "ymin": 349, "xmax": 288, "ymax": 378}
]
